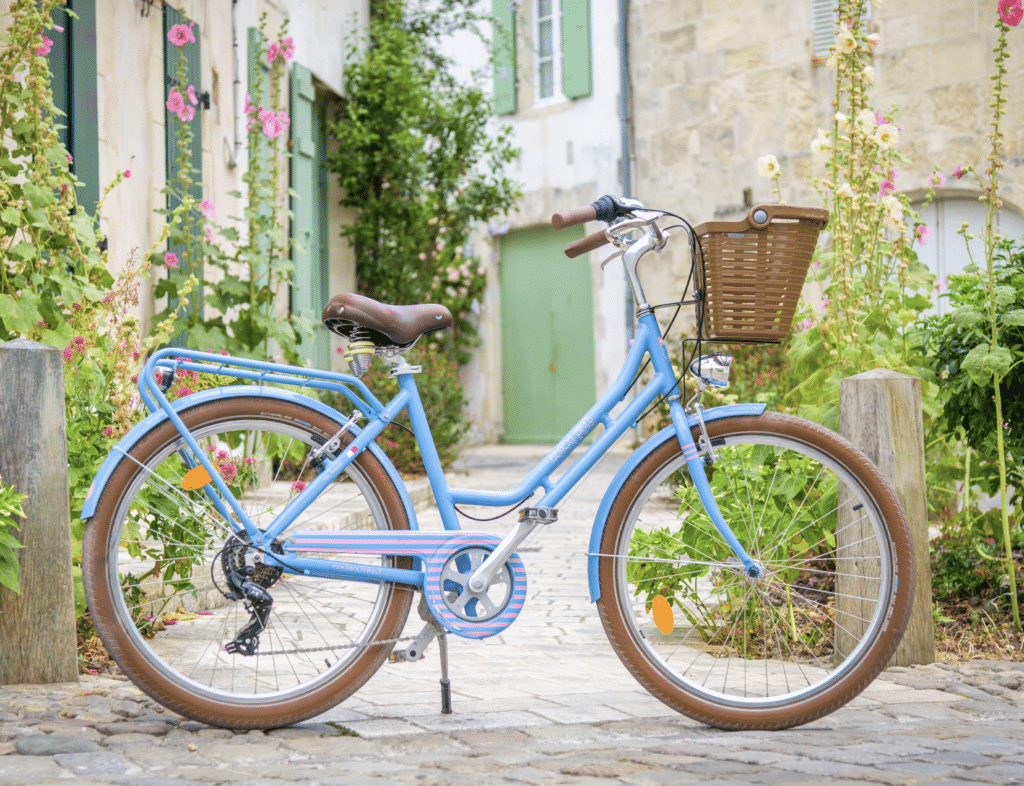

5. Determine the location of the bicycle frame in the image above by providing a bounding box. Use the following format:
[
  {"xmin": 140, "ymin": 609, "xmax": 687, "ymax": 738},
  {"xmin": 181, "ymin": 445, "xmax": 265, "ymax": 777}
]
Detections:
[{"xmin": 130, "ymin": 300, "xmax": 757, "ymax": 603}]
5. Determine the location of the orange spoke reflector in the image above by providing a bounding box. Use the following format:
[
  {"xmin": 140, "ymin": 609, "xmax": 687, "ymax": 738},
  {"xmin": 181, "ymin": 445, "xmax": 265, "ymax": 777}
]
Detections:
[
  {"xmin": 652, "ymin": 594, "xmax": 674, "ymax": 635},
  {"xmin": 182, "ymin": 465, "xmax": 213, "ymax": 491}
]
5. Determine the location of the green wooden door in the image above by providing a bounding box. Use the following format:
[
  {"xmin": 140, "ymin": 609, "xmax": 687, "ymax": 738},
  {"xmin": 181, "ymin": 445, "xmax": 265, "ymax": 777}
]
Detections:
[{"xmin": 500, "ymin": 226, "xmax": 595, "ymax": 443}]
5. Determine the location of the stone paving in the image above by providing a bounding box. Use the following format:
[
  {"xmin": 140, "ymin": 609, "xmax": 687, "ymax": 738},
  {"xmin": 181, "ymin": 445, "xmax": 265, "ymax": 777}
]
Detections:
[{"xmin": 1, "ymin": 444, "xmax": 1023, "ymax": 784}]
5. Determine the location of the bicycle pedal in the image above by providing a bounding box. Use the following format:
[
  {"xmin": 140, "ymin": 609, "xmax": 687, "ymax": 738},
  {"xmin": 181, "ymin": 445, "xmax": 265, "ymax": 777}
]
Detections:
[{"xmin": 518, "ymin": 506, "xmax": 557, "ymax": 524}]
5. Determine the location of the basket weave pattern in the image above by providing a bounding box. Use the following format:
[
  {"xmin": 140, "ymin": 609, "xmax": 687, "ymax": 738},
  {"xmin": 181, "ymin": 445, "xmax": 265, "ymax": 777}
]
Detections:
[{"xmin": 695, "ymin": 205, "xmax": 829, "ymax": 344}]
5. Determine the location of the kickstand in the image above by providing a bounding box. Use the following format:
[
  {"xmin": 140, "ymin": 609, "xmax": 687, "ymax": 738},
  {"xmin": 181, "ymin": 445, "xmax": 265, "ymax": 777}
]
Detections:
[{"xmin": 437, "ymin": 628, "xmax": 452, "ymax": 714}]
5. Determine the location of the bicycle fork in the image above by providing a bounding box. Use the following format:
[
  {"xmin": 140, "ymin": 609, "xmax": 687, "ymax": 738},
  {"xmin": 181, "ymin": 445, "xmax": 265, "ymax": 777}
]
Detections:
[{"xmin": 666, "ymin": 393, "xmax": 762, "ymax": 581}]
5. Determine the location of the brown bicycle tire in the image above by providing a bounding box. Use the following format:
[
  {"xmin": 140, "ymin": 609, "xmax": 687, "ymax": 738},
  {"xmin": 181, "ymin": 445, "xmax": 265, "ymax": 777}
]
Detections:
[
  {"xmin": 82, "ymin": 396, "xmax": 415, "ymax": 729},
  {"xmin": 596, "ymin": 412, "xmax": 915, "ymax": 730}
]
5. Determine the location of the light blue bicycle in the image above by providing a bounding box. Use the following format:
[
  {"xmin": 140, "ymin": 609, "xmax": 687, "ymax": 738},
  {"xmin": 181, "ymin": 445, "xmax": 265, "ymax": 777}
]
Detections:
[{"xmin": 82, "ymin": 196, "xmax": 914, "ymax": 731}]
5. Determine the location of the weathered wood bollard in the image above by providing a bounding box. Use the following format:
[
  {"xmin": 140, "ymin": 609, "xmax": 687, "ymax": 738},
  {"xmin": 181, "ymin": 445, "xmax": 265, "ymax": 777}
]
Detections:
[
  {"xmin": 839, "ymin": 369, "xmax": 934, "ymax": 666},
  {"xmin": 0, "ymin": 339, "xmax": 78, "ymax": 684}
]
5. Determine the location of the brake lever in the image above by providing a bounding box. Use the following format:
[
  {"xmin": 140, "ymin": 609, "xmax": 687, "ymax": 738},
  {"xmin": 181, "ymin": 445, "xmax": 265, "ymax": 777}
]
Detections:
[{"xmin": 600, "ymin": 249, "xmax": 624, "ymax": 270}]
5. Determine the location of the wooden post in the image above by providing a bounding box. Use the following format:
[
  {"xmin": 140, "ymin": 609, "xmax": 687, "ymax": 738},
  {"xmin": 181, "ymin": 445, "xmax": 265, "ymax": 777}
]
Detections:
[
  {"xmin": 839, "ymin": 369, "xmax": 934, "ymax": 667},
  {"xmin": 0, "ymin": 339, "xmax": 78, "ymax": 684}
]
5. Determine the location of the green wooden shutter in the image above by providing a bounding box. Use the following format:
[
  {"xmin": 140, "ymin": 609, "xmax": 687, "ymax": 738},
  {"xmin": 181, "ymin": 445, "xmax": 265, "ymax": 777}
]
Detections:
[
  {"xmin": 561, "ymin": 0, "xmax": 592, "ymax": 100},
  {"xmin": 49, "ymin": 0, "xmax": 99, "ymax": 218},
  {"xmin": 164, "ymin": 6, "xmax": 203, "ymax": 333},
  {"xmin": 289, "ymin": 63, "xmax": 329, "ymax": 369},
  {"xmin": 247, "ymin": 27, "xmax": 274, "ymax": 287},
  {"xmin": 492, "ymin": 0, "xmax": 517, "ymax": 115}
]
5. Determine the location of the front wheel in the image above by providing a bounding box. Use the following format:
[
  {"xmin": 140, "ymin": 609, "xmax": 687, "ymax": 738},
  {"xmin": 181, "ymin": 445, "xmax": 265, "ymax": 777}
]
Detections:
[
  {"xmin": 82, "ymin": 397, "xmax": 415, "ymax": 729},
  {"xmin": 597, "ymin": 412, "xmax": 914, "ymax": 730}
]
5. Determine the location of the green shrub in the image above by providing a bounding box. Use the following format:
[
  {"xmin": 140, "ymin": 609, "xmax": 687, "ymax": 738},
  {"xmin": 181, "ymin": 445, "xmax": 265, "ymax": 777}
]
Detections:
[{"xmin": 323, "ymin": 346, "xmax": 468, "ymax": 476}]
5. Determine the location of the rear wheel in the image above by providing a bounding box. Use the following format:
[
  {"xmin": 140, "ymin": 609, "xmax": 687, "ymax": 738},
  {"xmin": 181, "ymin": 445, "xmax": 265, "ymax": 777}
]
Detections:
[
  {"xmin": 597, "ymin": 412, "xmax": 914, "ymax": 730},
  {"xmin": 82, "ymin": 397, "xmax": 414, "ymax": 729}
]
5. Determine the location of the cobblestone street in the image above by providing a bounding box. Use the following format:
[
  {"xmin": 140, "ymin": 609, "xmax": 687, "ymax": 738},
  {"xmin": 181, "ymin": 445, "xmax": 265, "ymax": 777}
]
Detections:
[{"xmin": 1, "ymin": 445, "xmax": 1022, "ymax": 784}]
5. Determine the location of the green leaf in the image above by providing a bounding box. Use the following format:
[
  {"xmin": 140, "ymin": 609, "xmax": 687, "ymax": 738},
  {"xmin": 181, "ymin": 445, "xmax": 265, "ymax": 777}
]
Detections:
[
  {"xmin": 43, "ymin": 144, "xmax": 69, "ymax": 166},
  {"xmin": 70, "ymin": 212, "xmax": 97, "ymax": 250},
  {"xmin": 1001, "ymin": 309, "xmax": 1024, "ymax": 326},
  {"xmin": 7, "ymin": 241, "xmax": 37, "ymax": 261},
  {"xmin": 952, "ymin": 307, "xmax": 985, "ymax": 329},
  {"xmin": 22, "ymin": 183, "xmax": 54, "ymax": 209},
  {"xmin": 0, "ymin": 207, "xmax": 20, "ymax": 227},
  {"xmin": 995, "ymin": 285, "xmax": 1017, "ymax": 307},
  {"xmin": 961, "ymin": 343, "xmax": 1013, "ymax": 386}
]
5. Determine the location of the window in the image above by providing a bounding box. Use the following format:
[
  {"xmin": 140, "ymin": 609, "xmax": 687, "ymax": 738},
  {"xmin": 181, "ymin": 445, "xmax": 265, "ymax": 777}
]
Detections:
[
  {"xmin": 811, "ymin": 0, "xmax": 872, "ymax": 62},
  {"xmin": 914, "ymin": 197, "xmax": 1024, "ymax": 316},
  {"xmin": 811, "ymin": 0, "xmax": 838, "ymax": 60},
  {"xmin": 537, "ymin": 0, "xmax": 559, "ymax": 100},
  {"xmin": 491, "ymin": 0, "xmax": 591, "ymax": 115}
]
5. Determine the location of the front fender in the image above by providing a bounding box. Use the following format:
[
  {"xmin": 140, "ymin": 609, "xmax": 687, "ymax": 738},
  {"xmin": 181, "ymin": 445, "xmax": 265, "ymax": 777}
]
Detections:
[
  {"xmin": 81, "ymin": 385, "xmax": 418, "ymax": 529},
  {"xmin": 587, "ymin": 403, "xmax": 766, "ymax": 602}
]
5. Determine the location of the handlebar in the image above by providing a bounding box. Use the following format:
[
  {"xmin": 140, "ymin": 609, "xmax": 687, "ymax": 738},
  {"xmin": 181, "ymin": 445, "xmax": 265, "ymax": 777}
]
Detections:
[
  {"xmin": 563, "ymin": 229, "xmax": 610, "ymax": 259},
  {"xmin": 551, "ymin": 194, "xmax": 658, "ymax": 258},
  {"xmin": 551, "ymin": 204, "xmax": 597, "ymax": 230}
]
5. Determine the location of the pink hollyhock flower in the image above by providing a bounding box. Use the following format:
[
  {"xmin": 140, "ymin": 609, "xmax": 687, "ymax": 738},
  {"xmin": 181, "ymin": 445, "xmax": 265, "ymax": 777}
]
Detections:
[
  {"xmin": 37, "ymin": 35, "xmax": 53, "ymax": 56},
  {"xmin": 123, "ymin": 169, "xmax": 131, "ymax": 179},
  {"xmin": 915, "ymin": 224, "xmax": 931, "ymax": 246},
  {"xmin": 266, "ymin": 41, "xmax": 280, "ymax": 63},
  {"xmin": 262, "ymin": 110, "xmax": 289, "ymax": 139},
  {"xmin": 1000, "ymin": 0, "xmax": 1023, "ymax": 26},
  {"xmin": 166, "ymin": 88, "xmax": 185, "ymax": 115},
  {"xmin": 187, "ymin": 84, "xmax": 199, "ymax": 105},
  {"xmin": 204, "ymin": 225, "xmax": 214, "ymax": 243},
  {"xmin": 291, "ymin": 480, "xmax": 308, "ymax": 494},
  {"xmin": 954, "ymin": 166, "xmax": 967, "ymax": 180},
  {"xmin": 878, "ymin": 180, "xmax": 896, "ymax": 197},
  {"xmin": 177, "ymin": 104, "xmax": 195, "ymax": 123},
  {"xmin": 281, "ymin": 37, "xmax": 295, "ymax": 60},
  {"xmin": 200, "ymin": 199, "xmax": 216, "ymax": 219},
  {"xmin": 164, "ymin": 252, "xmax": 179, "ymax": 268},
  {"xmin": 168, "ymin": 23, "xmax": 196, "ymax": 47},
  {"xmin": 930, "ymin": 171, "xmax": 945, "ymax": 187},
  {"xmin": 66, "ymin": 153, "xmax": 73, "ymax": 163}
]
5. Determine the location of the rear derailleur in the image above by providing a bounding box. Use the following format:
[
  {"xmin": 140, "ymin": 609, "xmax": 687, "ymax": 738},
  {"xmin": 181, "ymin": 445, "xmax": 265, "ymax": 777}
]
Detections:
[{"xmin": 218, "ymin": 535, "xmax": 284, "ymax": 656}]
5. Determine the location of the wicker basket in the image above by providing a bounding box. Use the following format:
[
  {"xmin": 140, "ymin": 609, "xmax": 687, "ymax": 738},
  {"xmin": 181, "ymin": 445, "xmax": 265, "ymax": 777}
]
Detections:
[{"xmin": 693, "ymin": 205, "xmax": 829, "ymax": 344}]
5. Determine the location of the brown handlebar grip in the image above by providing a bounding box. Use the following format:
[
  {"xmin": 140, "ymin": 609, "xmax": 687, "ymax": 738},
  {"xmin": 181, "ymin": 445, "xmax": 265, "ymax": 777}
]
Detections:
[
  {"xmin": 551, "ymin": 205, "xmax": 597, "ymax": 229},
  {"xmin": 564, "ymin": 229, "xmax": 609, "ymax": 258}
]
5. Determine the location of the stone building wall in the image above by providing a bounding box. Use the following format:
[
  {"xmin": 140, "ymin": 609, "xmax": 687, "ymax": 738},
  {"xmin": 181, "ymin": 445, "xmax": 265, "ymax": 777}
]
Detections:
[{"xmin": 629, "ymin": 0, "xmax": 1024, "ymax": 306}]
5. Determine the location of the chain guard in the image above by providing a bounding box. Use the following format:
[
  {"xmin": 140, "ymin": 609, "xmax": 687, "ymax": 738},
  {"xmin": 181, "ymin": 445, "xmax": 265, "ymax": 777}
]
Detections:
[{"xmin": 423, "ymin": 535, "xmax": 527, "ymax": 640}]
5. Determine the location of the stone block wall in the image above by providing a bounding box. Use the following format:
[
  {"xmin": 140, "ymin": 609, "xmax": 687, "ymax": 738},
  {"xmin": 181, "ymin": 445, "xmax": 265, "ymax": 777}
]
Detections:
[{"xmin": 629, "ymin": 0, "xmax": 1024, "ymax": 307}]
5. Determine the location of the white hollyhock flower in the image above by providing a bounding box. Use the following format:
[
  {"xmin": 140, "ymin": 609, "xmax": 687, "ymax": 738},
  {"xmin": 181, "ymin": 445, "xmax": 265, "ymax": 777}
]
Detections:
[
  {"xmin": 836, "ymin": 28, "xmax": 857, "ymax": 54},
  {"xmin": 810, "ymin": 129, "xmax": 830, "ymax": 155},
  {"xmin": 836, "ymin": 183, "xmax": 855, "ymax": 199},
  {"xmin": 875, "ymin": 123, "xmax": 899, "ymax": 150},
  {"xmin": 757, "ymin": 154, "xmax": 781, "ymax": 178}
]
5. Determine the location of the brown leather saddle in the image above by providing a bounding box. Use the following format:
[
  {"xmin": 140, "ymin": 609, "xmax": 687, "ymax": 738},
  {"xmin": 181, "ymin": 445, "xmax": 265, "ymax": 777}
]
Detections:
[{"xmin": 321, "ymin": 293, "xmax": 453, "ymax": 349}]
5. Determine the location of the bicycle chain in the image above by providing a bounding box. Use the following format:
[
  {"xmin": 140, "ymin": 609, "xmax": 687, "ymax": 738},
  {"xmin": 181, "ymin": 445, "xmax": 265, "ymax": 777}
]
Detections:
[{"xmin": 255, "ymin": 634, "xmax": 420, "ymax": 657}]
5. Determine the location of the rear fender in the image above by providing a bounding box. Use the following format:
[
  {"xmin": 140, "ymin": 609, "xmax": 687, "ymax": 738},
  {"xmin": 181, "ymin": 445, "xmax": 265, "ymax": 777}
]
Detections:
[{"xmin": 80, "ymin": 385, "xmax": 418, "ymax": 529}]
